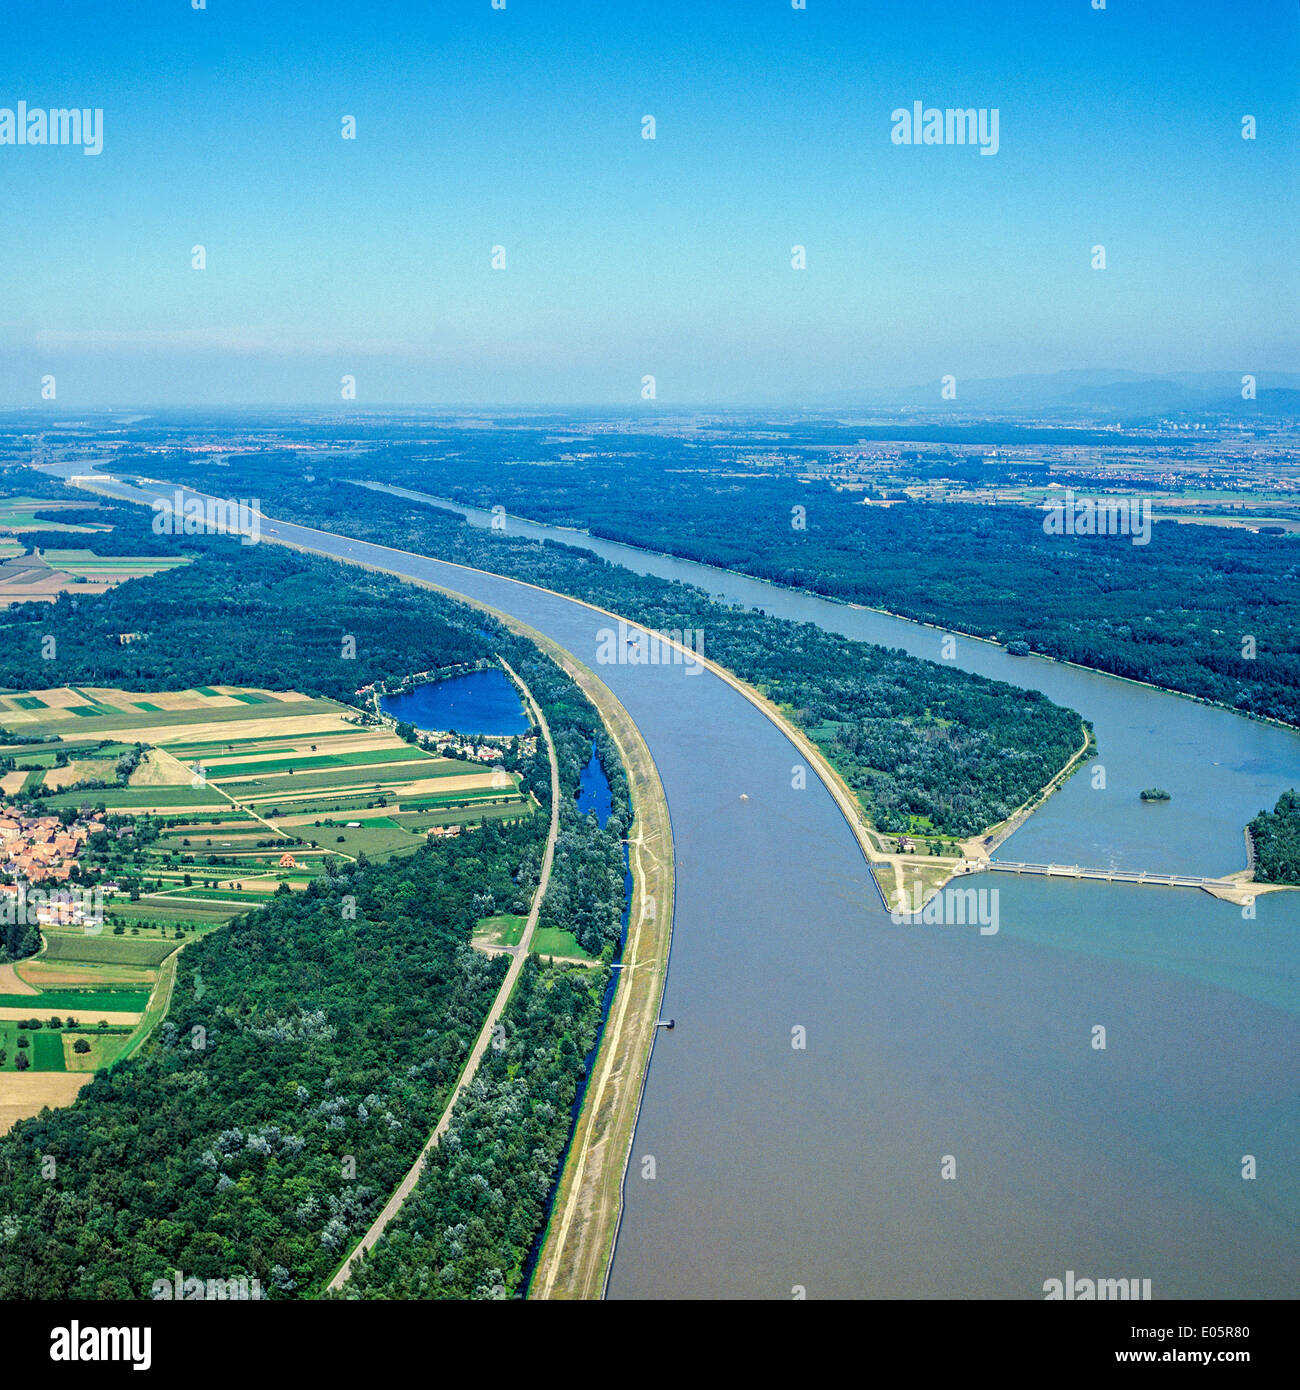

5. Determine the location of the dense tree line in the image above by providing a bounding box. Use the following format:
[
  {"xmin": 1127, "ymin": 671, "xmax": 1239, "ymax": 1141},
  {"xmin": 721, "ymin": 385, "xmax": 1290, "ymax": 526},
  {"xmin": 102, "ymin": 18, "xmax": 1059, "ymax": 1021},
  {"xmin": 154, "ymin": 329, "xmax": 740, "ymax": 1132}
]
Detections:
[
  {"xmin": 0, "ymin": 476, "xmax": 631, "ymax": 1297},
  {"xmin": 1249, "ymin": 790, "xmax": 1300, "ymax": 885},
  {"xmin": 164, "ymin": 464, "xmax": 1085, "ymax": 837},
  {"xmin": 0, "ymin": 517, "xmax": 491, "ymax": 704},
  {"xmin": 0, "ymin": 838, "xmax": 520, "ymax": 1298},
  {"xmin": 540, "ymin": 729, "xmax": 629, "ymax": 957},
  {"xmin": 339, "ymin": 955, "xmax": 608, "ymax": 1299},
  {"xmin": 327, "ymin": 451, "xmax": 1300, "ymax": 729}
]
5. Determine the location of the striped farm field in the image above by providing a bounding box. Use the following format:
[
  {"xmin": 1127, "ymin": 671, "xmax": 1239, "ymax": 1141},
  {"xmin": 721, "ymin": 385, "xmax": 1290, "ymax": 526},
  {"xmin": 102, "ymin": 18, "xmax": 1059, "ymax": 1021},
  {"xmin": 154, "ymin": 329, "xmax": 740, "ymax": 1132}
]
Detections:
[
  {"xmin": 201, "ymin": 746, "xmax": 429, "ymax": 778},
  {"xmin": 39, "ymin": 785, "xmax": 227, "ymax": 810},
  {"xmin": 39, "ymin": 934, "xmax": 182, "ymax": 967}
]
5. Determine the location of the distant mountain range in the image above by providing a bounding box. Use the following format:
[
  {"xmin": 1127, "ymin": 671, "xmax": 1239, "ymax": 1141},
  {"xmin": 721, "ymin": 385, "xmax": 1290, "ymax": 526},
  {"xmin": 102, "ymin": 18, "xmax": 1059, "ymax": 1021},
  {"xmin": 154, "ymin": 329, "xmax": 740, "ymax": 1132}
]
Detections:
[{"xmin": 858, "ymin": 369, "xmax": 1300, "ymax": 420}]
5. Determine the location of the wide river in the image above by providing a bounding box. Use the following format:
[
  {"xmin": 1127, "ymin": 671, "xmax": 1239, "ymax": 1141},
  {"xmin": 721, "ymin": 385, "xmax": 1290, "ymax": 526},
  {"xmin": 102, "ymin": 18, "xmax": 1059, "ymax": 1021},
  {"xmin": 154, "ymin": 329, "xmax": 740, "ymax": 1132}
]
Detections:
[{"xmin": 67, "ymin": 469, "xmax": 1300, "ymax": 1299}]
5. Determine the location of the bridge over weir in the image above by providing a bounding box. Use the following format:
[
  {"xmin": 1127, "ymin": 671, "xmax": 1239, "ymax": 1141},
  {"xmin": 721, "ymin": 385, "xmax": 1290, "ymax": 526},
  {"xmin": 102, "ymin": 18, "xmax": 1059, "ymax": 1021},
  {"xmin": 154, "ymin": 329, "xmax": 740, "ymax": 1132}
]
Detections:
[{"xmin": 976, "ymin": 860, "xmax": 1234, "ymax": 893}]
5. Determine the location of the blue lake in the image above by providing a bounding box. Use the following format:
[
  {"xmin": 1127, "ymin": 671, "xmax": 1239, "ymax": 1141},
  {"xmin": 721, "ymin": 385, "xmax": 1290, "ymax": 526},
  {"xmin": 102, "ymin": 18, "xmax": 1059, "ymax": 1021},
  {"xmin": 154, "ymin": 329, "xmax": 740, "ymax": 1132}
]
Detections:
[
  {"xmin": 576, "ymin": 740, "xmax": 613, "ymax": 825},
  {"xmin": 379, "ymin": 668, "xmax": 529, "ymax": 735}
]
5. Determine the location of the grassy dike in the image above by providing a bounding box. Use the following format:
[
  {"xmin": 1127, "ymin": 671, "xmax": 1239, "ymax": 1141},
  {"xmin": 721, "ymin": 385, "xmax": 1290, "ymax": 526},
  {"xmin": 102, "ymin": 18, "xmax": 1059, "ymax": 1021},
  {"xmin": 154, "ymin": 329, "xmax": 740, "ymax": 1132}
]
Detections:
[
  {"xmin": 525, "ymin": 643, "xmax": 672, "ymax": 1301},
  {"xmin": 261, "ymin": 541, "xmax": 675, "ymax": 1300}
]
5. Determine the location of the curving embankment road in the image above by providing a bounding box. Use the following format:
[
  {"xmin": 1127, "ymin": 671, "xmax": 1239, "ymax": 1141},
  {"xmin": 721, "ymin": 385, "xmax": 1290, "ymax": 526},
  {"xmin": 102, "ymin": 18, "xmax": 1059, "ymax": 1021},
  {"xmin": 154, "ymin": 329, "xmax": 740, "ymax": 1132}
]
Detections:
[{"xmin": 326, "ymin": 659, "xmax": 561, "ymax": 1293}]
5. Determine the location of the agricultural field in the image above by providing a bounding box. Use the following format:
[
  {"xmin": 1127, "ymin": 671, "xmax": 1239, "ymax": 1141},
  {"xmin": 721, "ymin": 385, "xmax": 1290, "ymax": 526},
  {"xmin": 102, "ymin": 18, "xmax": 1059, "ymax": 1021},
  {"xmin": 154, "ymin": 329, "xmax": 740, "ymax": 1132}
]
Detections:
[
  {"xmin": 0, "ymin": 497, "xmax": 189, "ymax": 606},
  {"xmin": 4, "ymin": 680, "xmax": 535, "ymax": 903},
  {"xmin": 0, "ymin": 679, "xmax": 537, "ymax": 1129},
  {"xmin": 0, "ymin": 924, "xmax": 177, "ymax": 1130},
  {"xmin": 0, "ymin": 496, "xmax": 109, "ymax": 533}
]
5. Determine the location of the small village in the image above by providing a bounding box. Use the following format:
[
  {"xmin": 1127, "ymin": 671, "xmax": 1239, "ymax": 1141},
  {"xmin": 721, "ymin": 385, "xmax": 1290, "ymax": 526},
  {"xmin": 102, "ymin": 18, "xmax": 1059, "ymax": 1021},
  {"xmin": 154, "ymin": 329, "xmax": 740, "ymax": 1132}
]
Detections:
[
  {"xmin": 0, "ymin": 801, "xmax": 106, "ymax": 885},
  {"xmin": 0, "ymin": 802, "xmax": 109, "ymax": 926}
]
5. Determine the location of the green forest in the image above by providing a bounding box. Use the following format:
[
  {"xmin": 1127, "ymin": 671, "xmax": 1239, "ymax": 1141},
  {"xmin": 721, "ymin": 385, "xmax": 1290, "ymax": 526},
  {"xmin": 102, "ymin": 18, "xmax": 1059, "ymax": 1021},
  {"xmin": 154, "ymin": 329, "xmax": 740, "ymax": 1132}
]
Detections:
[
  {"xmin": 328, "ymin": 451, "xmax": 1300, "ymax": 729},
  {"xmin": 164, "ymin": 463, "xmax": 1087, "ymax": 838},
  {"xmin": 0, "ymin": 839, "xmax": 514, "ymax": 1297},
  {"xmin": 1249, "ymin": 790, "xmax": 1300, "ymax": 885},
  {"xmin": 0, "ymin": 480, "xmax": 630, "ymax": 1297},
  {"xmin": 339, "ymin": 954, "xmax": 608, "ymax": 1299}
]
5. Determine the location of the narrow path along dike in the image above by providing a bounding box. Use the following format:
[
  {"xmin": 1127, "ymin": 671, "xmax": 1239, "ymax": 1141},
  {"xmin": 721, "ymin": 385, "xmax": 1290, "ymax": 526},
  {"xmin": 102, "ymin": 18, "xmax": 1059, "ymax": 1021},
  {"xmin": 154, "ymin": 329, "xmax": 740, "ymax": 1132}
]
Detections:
[{"xmin": 325, "ymin": 659, "xmax": 561, "ymax": 1293}]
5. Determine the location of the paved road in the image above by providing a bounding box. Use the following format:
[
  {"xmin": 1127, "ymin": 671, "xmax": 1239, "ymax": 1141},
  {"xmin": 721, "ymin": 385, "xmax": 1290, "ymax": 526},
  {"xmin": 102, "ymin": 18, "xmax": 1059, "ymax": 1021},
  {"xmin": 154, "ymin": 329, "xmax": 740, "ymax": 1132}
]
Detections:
[{"xmin": 325, "ymin": 658, "xmax": 561, "ymax": 1293}]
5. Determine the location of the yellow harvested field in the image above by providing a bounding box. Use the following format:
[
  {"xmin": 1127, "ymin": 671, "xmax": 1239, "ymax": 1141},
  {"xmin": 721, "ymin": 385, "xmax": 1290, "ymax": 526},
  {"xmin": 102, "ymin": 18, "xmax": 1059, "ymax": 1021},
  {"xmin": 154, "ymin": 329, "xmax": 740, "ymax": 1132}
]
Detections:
[
  {"xmin": 398, "ymin": 773, "xmax": 502, "ymax": 795},
  {"xmin": 0, "ymin": 1074, "xmax": 88, "ymax": 1133},
  {"xmin": 0, "ymin": 771, "xmax": 25, "ymax": 794},
  {"xmin": 75, "ymin": 687, "xmax": 158, "ymax": 711},
  {"xmin": 159, "ymin": 714, "xmax": 356, "ymax": 744},
  {"xmin": 41, "ymin": 759, "xmax": 108, "ymax": 789},
  {"xmin": 211, "ymin": 687, "xmax": 301, "ymax": 702},
  {"xmin": 0, "ymin": 1006, "xmax": 141, "ymax": 1026},
  {"xmin": 5, "ymin": 686, "xmax": 84, "ymax": 710},
  {"xmin": 0, "ymin": 963, "xmax": 38, "ymax": 995},
  {"xmin": 0, "ymin": 574, "xmax": 102, "ymax": 607},
  {"xmin": 128, "ymin": 749, "xmax": 192, "ymax": 786}
]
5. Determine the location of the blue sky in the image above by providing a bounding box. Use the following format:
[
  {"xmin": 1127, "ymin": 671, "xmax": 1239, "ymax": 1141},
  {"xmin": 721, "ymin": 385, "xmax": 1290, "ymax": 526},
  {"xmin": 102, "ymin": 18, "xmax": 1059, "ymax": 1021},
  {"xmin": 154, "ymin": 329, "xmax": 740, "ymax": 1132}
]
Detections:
[{"xmin": 1, "ymin": 0, "xmax": 1297, "ymax": 406}]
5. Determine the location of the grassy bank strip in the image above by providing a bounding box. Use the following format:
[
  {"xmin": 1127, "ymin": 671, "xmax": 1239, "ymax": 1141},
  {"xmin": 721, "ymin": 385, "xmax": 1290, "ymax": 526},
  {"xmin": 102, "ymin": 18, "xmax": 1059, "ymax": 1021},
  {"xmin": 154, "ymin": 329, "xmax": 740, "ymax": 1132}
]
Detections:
[
  {"xmin": 259, "ymin": 534, "xmax": 673, "ymax": 1301},
  {"xmin": 521, "ymin": 639, "xmax": 673, "ymax": 1301},
  {"xmin": 114, "ymin": 944, "xmax": 184, "ymax": 1067}
]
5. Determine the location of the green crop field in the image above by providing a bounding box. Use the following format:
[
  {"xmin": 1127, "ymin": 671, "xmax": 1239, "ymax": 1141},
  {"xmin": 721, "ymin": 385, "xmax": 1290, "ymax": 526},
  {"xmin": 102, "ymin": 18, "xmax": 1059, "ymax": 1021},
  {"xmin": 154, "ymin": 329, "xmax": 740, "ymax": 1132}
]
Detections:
[
  {"xmin": 309, "ymin": 823, "xmax": 421, "ymax": 858},
  {"xmin": 106, "ymin": 901, "xmax": 239, "ymax": 926},
  {"xmin": 31, "ymin": 1032, "xmax": 67, "ymax": 1070},
  {"xmin": 400, "ymin": 791, "xmax": 515, "ymax": 811},
  {"xmin": 39, "ymin": 785, "xmax": 227, "ymax": 809},
  {"xmin": 202, "ymin": 747, "xmax": 422, "ymax": 777},
  {"xmin": 401, "ymin": 802, "xmax": 535, "ymax": 829},
  {"xmin": 217, "ymin": 760, "xmax": 462, "ymax": 796},
  {"xmin": 40, "ymin": 934, "xmax": 182, "ymax": 966},
  {"xmin": 0, "ymin": 990, "xmax": 149, "ymax": 1012},
  {"xmin": 0, "ymin": 498, "xmax": 102, "ymax": 532}
]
